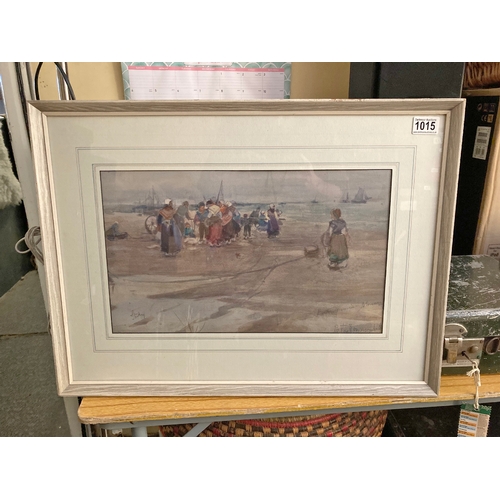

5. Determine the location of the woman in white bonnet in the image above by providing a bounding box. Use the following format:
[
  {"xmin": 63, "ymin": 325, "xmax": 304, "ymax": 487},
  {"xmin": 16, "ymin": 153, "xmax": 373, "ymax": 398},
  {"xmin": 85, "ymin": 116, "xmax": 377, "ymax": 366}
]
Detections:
[{"xmin": 157, "ymin": 198, "xmax": 183, "ymax": 256}]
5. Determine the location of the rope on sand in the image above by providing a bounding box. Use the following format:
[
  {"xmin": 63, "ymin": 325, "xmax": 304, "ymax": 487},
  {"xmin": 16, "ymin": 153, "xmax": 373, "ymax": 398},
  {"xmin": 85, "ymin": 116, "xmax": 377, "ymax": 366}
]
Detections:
[{"xmin": 135, "ymin": 255, "xmax": 308, "ymax": 298}]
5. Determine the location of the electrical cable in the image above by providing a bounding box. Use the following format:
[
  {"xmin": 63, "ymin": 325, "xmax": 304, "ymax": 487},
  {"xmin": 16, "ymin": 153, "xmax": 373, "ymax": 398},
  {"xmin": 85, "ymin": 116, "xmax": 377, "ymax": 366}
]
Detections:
[
  {"xmin": 34, "ymin": 62, "xmax": 76, "ymax": 100},
  {"xmin": 53, "ymin": 62, "xmax": 76, "ymax": 100},
  {"xmin": 15, "ymin": 226, "xmax": 44, "ymax": 265},
  {"xmin": 34, "ymin": 62, "xmax": 43, "ymax": 100}
]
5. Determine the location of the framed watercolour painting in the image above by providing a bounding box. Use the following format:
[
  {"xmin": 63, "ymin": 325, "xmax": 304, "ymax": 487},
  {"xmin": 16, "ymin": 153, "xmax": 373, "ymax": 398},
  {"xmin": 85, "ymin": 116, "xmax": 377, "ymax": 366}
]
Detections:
[{"xmin": 28, "ymin": 99, "xmax": 465, "ymax": 396}]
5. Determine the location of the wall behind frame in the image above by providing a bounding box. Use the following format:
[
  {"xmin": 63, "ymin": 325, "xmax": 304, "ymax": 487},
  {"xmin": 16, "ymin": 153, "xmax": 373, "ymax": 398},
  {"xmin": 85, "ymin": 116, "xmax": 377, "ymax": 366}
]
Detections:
[
  {"xmin": 30, "ymin": 62, "xmax": 350, "ymax": 100},
  {"xmin": 30, "ymin": 62, "xmax": 124, "ymax": 100}
]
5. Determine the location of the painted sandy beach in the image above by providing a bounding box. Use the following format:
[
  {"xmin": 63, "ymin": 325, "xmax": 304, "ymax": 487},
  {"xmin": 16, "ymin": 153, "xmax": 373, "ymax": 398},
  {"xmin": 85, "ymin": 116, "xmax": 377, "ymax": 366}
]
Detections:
[{"xmin": 102, "ymin": 170, "xmax": 391, "ymax": 334}]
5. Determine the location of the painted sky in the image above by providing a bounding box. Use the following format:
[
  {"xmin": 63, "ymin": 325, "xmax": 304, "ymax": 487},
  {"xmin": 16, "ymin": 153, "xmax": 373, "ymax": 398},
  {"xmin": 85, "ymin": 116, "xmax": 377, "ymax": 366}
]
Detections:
[{"xmin": 100, "ymin": 168, "xmax": 392, "ymax": 205}]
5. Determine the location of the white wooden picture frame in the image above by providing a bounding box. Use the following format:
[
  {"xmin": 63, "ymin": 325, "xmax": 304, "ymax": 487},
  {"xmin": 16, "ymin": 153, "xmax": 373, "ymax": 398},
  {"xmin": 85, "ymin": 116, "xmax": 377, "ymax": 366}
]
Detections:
[{"xmin": 28, "ymin": 99, "xmax": 465, "ymax": 396}]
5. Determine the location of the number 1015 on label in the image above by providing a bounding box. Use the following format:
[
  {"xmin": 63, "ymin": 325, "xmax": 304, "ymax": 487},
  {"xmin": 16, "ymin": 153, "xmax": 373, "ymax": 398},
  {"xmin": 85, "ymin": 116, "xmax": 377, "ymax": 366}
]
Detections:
[{"xmin": 412, "ymin": 117, "xmax": 439, "ymax": 134}]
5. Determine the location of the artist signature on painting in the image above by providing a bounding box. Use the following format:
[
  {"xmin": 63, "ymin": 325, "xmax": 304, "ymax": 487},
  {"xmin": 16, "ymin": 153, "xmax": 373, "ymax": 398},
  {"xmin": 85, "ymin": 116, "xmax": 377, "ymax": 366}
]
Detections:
[{"xmin": 130, "ymin": 309, "xmax": 145, "ymax": 321}]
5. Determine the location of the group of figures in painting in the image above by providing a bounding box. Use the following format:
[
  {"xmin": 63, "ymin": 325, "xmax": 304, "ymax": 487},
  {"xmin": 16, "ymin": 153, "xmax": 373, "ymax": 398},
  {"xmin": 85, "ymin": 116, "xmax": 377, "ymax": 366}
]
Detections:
[
  {"xmin": 156, "ymin": 199, "xmax": 282, "ymax": 253},
  {"xmin": 153, "ymin": 197, "xmax": 350, "ymax": 270}
]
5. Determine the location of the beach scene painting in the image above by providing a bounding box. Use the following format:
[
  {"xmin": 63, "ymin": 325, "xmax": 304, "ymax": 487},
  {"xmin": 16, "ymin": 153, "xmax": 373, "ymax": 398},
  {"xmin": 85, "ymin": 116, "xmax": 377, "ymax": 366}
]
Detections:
[{"xmin": 101, "ymin": 168, "xmax": 392, "ymax": 334}]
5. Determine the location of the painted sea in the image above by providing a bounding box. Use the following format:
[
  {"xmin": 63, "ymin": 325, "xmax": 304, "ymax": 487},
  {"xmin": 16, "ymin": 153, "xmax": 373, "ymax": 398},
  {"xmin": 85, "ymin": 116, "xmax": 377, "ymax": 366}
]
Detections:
[{"xmin": 274, "ymin": 200, "xmax": 390, "ymax": 232}]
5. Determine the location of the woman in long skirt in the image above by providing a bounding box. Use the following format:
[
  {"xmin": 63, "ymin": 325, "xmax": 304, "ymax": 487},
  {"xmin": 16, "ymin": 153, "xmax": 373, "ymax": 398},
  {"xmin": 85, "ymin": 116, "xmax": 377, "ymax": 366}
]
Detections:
[
  {"xmin": 205, "ymin": 201, "xmax": 224, "ymax": 247},
  {"xmin": 157, "ymin": 199, "xmax": 183, "ymax": 256},
  {"xmin": 325, "ymin": 208, "xmax": 349, "ymax": 269},
  {"xmin": 221, "ymin": 204, "xmax": 235, "ymax": 243},
  {"xmin": 266, "ymin": 204, "xmax": 280, "ymax": 238}
]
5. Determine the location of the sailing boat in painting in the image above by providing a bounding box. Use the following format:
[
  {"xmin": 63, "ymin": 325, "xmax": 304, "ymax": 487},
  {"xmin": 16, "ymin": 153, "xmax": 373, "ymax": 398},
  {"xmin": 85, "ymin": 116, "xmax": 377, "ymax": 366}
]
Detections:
[
  {"xmin": 216, "ymin": 180, "xmax": 224, "ymax": 203},
  {"xmin": 351, "ymin": 187, "xmax": 370, "ymax": 204},
  {"xmin": 341, "ymin": 184, "xmax": 350, "ymax": 203},
  {"xmin": 132, "ymin": 186, "xmax": 162, "ymax": 214}
]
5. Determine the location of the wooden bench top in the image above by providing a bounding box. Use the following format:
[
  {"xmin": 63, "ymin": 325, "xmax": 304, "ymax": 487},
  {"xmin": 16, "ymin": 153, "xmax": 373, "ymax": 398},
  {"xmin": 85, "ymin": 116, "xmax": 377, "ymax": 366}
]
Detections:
[{"xmin": 78, "ymin": 374, "xmax": 500, "ymax": 425}]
